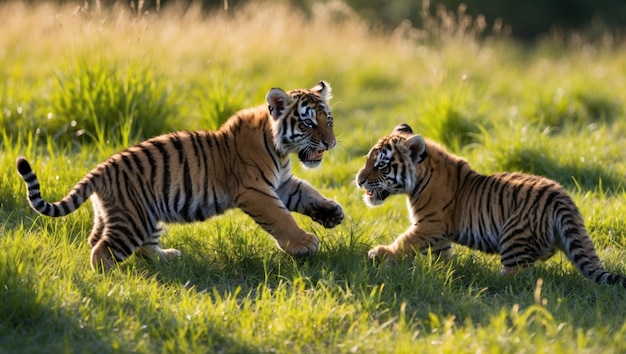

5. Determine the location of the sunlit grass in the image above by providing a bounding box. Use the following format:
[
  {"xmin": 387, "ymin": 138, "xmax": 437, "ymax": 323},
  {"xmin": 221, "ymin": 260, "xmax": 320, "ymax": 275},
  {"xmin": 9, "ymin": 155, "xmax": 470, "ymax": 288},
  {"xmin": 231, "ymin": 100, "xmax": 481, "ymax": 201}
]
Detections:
[
  {"xmin": 47, "ymin": 57, "xmax": 176, "ymax": 147},
  {"xmin": 2, "ymin": 1, "xmax": 626, "ymax": 353}
]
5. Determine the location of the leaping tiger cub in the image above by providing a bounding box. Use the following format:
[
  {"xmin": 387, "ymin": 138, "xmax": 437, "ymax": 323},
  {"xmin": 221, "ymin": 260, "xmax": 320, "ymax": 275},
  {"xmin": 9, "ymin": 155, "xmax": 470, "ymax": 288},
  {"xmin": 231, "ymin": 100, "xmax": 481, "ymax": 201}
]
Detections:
[
  {"xmin": 17, "ymin": 81, "xmax": 344, "ymax": 272},
  {"xmin": 356, "ymin": 123, "xmax": 626, "ymax": 286}
]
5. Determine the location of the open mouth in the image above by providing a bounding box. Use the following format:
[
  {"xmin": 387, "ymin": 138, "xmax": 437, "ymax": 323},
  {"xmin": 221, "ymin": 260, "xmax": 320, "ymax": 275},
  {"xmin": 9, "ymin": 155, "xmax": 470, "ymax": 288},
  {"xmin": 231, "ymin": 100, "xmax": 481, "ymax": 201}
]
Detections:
[
  {"xmin": 298, "ymin": 149, "xmax": 324, "ymax": 164},
  {"xmin": 363, "ymin": 189, "xmax": 390, "ymax": 201}
]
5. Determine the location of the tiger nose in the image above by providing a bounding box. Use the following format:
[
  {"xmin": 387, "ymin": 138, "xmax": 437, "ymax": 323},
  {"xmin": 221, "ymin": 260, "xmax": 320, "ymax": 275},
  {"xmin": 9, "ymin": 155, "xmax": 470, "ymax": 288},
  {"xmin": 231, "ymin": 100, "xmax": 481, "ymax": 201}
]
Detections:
[
  {"xmin": 356, "ymin": 175, "xmax": 365, "ymax": 187},
  {"xmin": 322, "ymin": 139, "xmax": 336, "ymax": 150}
]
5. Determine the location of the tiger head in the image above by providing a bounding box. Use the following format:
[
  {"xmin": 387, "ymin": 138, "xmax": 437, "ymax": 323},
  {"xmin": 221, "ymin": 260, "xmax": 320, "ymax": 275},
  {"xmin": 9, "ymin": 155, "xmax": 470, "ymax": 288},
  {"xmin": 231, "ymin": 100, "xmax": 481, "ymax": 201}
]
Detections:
[
  {"xmin": 266, "ymin": 81, "xmax": 335, "ymax": 168},
  {"xmin": 356, "ymin": 123, "xmax": 427, "ymax": 206}
]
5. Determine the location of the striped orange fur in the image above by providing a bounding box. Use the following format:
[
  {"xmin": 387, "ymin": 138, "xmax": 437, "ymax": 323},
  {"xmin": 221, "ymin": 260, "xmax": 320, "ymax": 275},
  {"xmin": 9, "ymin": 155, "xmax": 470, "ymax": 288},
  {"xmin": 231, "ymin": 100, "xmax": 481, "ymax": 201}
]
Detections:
[
  {"xmin": 357, "ymin": 123, "xmax": 625, "ymax": 286},
  {"xmin": 17, "ymin": 81, "xmax": 343, "ymax": 271}
]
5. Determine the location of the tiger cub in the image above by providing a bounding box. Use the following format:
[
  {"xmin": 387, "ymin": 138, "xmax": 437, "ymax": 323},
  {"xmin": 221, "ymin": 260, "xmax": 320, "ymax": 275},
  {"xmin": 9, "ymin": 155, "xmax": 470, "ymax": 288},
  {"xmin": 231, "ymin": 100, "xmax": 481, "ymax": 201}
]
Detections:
[
  {"xmin": 17, "ymin": 81, "xmax": 344, "ymax": 272},
  {"xmin": 356, "ymin": 123, "xmax": 625, "ymax": 286}
]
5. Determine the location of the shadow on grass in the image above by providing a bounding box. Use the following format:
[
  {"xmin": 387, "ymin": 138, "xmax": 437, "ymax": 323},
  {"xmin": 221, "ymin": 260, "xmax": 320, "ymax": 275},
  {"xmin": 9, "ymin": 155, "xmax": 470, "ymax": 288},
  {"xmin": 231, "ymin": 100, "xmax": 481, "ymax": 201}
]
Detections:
[
  {"xmin": 144, "ymin": 223, "xmax": 374, "ymax": 295},
  {"xmin": 364, "ymin": 251, "xmax": 626, "ymax": 334},
  {"xmin": 70, "ymin": 275, "xmax": 263, "ymax": 354},
  {"xmin": 0, "ymin": 260, "xmax": 110, "ymax": 353},
  {"xmin": 115, "ymin": 221, "xmax": 626, "ymax": 340}
]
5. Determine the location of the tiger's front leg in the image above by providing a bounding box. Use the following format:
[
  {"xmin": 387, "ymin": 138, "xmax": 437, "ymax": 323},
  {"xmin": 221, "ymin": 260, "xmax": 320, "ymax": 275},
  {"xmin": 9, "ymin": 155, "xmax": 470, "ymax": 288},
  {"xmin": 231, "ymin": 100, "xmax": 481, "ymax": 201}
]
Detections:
[
  {"xmin": 235, "ymin": 188, "xmax": 319, "ymax": 256},
  {"xmin": 369, "ymin": 223, "xmax": 450, "ymax": 262},
  {"xmin": 277, "ymin": 177, "xmax": 344, "ymax": 228}
]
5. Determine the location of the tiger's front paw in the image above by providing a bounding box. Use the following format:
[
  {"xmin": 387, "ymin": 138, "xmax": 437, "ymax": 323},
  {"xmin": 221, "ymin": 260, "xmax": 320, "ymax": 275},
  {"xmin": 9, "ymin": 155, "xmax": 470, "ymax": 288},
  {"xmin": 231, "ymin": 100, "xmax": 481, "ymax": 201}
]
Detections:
[
  {"xmin": 368, "ymin": 245, "xmax": 399, "ymax": 263},
  {"xmin": 310, "ymin": 199, "xmax": 344, "ymax": 228},
  {"xmin": 282, "ymin": 232, "xmax": 320, "ymax": 256}
]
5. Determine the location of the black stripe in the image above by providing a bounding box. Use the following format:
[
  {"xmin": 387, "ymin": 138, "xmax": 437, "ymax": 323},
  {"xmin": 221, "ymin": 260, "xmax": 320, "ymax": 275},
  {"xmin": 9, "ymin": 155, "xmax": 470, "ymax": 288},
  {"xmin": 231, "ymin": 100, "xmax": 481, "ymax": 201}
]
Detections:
[
  {"xmin": 174, "ymin": 190, "xmax": 182, "ymax": 213},
  {"xmin": 414, "ymin": 167, "xmax": 433, "ymax": 196},
  {"xmin": 199, "ymin": 133, "xmax": 215, "ymax": 199},
  {"xmin": 33, "ymin": 198, "xmax": 45, "ymax": 211},
  {"xmin": 496, "ymin": 179, "xmax": 508, "ymax": 225},
  {"xmin": 263, "ymin": 126, "xmax": 280, "ymax": 171},
  {"xmin": 256, "ymin": 165, "xmax": 276, "ymax": 190},
  {"xmin": 104, "ymin": 241, "xmax": 129, "ymax": 261},
  {"xmin": 24, "ymin": 174, "xmax": 37, "ymax": 184},
  {"xmin": 212, "ymin": 185, "xmax": 221, "ymax": 215},
  {"xmin": 514, "ymin": 184, "xmax": 533, "ymax": 218},
  {"xmin": 537, "ymin": 191, "xmax": 559, "ymax": 235},
  {"xmin": 131, "ymin": 151, "xmax": 144, "ymax": 172},
  {"xmin": 501, "ymin": 224, "xmax": 528, "ymax": 244},
  {"xmin": 151, "ymin": 140, "xmax": 171, "ymax": 212},
  {"xmin": 71, "ymin": 191, "xmax": 80, "ymax": 207},
  {"xmin": 221, "ymin": 134, "xmax": 231, "ymax": 161},
  {"xmin": 234, "ymin": 187, "xmax": 280, "ymax": 206},
  {"xmin": 415, "ymin": 195, "xmax": 432, "ymax": 213},
  {"xmin": 286, "ymin": 180, "xmax": 303, "ymax": 210},
  {"xmin": 170, "ymin": 132, "xmax": 185, "ymax": 164},
  {"xmin": 181, "ymin": 159, "xmax": 194, "ymax": 221},
  {"xmin": 110, "ymin": 216, "xmax": 142, "ymax": 249},
  {"xmin": 136, "ymin": 175, "xmax": 157, "ymax": 230},
  {"xmin": 112, "ymin": 161, "xmax": 127, "ymax": 206},
  {"xmin": 30, "ymin": 191, "xmax": 42, "ymax": 201},
  {"xmin": 475, "ymin": 177, "xmax": 493, "ymax": 240},
  {"xmin": 190, "ymin": 132, "xmax": 210, "ymax": 217},
  {"xmin": 205, "ymin": 132, "xmax": 213, "ymax": 148},
  {"xmin": 142, "ymin": 146, "xmax": 158, "ymax": 186},
  {"xmin": 59, "ymin": 201, "xmax": 70, "ymax": 215},
  {"xmin": 121, "ymin": 171, "xmax": 148, "ymax": 242},
  {"xmin": 189, "ymin": 131, "xmax": 203, "ymax": 168},
  {"xmin": 453, "ymin": 160, "xmax": 465, "ymax": 193},
  {"xmin": 121, "ymin": 153, "xmax": 133, "ymax": 172},
  {"xmin": 194, "ymin": 204, "xmax": 206, "ymax": 221},
  {"xmin": 487, "ymin": 181, "xmax": 504, "ymax": 233},
  {"xmin": 106, "ymin": 232, "xmax": 134, "ymax": 257}
]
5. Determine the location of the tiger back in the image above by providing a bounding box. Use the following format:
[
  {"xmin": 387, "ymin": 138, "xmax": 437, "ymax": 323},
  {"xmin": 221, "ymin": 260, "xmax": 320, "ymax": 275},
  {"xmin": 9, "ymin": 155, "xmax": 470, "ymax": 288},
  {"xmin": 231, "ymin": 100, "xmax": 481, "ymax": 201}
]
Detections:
[
  {"xmin": 17, "ymin": 81, "xmax": 344, "ymax": 271},
  {"xmin": 356, "ymin": 123, "xmax": 626, "ymax": 286}
]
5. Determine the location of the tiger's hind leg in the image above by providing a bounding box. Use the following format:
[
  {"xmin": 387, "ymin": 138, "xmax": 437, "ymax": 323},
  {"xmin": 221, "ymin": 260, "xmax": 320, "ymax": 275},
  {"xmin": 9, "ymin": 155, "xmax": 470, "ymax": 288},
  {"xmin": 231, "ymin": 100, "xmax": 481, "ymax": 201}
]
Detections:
[
  {"xmin": 90, "ymin": 226, "xmax": 141, "ymax": 272},
  {"xmin": 88, "ymin": 205, "xmax": 105, "ymax": 248},
  {"xmin": 87, "ymin": 198, "xmax": 117, "ymax": 271},
  {"xmin": 89, "ymin": 209, "xmax": 148, "ymax": 272},
  {"xmin": 88, "ymin": 195, "xmax": 106, "ymax": 248},
  {"xmin": 499, "ymin": 248, "xmax": 538, "ymax": 276},
  {"xmin": 498, "ymin": 221, "xmax": 545, "ymax": 276},
  {"xmin": 137, "ymin": 222, "xmax": 181, "ymax": 264}
]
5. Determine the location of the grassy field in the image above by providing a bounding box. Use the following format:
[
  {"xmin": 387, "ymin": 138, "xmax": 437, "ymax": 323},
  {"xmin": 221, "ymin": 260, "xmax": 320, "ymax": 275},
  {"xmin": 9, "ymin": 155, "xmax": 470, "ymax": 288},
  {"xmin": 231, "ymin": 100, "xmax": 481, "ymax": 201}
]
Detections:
[{"xmin": 2, "ymin": 1, "xmax": 626, "ymax": 353}]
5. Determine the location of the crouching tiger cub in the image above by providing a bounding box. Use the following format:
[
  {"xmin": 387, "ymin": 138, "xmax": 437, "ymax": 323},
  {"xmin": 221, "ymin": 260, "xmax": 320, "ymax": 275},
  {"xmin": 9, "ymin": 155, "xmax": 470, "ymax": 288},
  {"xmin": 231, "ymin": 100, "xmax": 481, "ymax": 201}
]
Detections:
[
  {"xmin": 356, "ymin": 123, "xmax": 626, "ymax": 286},
  {"xmin": 17, "ymin": 81, "xmax": 344, "ymax": 272}
]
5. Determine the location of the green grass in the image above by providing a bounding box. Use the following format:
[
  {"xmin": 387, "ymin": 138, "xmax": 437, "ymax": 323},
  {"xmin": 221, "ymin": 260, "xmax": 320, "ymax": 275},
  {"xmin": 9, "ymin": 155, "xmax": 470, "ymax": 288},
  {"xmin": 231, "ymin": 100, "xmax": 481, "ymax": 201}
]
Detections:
[{"xmin": 2, "ymin": 1, "xmax": 626, "ymax": 353}]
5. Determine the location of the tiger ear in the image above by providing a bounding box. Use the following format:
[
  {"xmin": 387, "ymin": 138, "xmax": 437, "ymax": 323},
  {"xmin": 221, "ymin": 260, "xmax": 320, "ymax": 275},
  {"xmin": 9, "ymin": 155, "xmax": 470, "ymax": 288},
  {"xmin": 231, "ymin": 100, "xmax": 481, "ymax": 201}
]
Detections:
[
  {"xmin": 405, "ymin": 135, "xmax": 427, "ymax": 164},
  {"xmin": 311, "ymin": 81, "xmax": 333, "ymax": 102},
  {"xmin": 393, "ymin": 123, "xmax": 413, "ymax": 135},
  {"xmin": 266, "ymin": 88, "xmax": 289, "ymax": 120}
]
